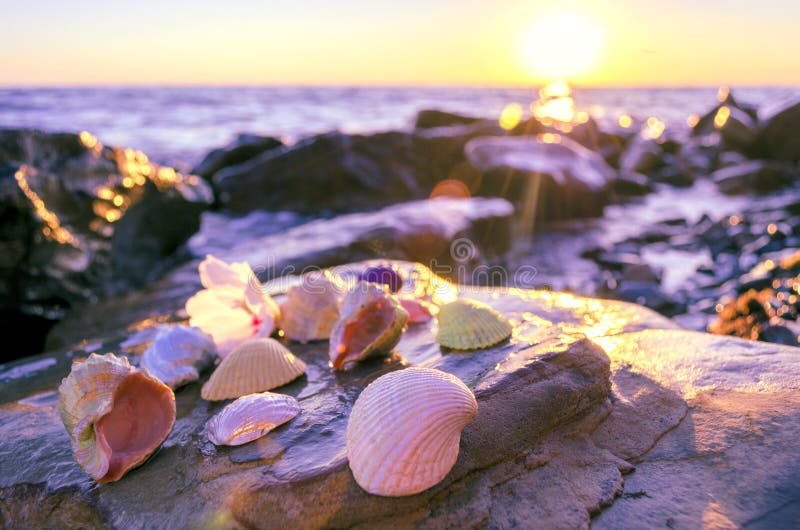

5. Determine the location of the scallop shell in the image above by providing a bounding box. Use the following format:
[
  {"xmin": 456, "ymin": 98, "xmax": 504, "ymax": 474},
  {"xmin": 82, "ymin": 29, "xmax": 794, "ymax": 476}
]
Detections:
[
  {"xmin": 140, "ymin": 325, "xmax": 216, "ymax": 389},
  {"xmin": 206, "ymin": 392, "xmax": 300, "ymax": 446},
  {"xmin": 58, "ymin": 353, "xmax": 176, "ymax": 483},
  {"xmin": 201, "ymin": 338, "xmax": 306, "ymax": 401},
  {"xmin": 436, "ymin": 298, "xmax": 512, "ymax": 350},
  {"xmin": 279, "ymin": 271, "xmax": 345, "ymax": 343},
  {"xmin": 346, "ymin": 367, "xmax": 477, "ymax": 496},
  {"xmin": 328, "ymin": 282, "xmax": 408, "ymax": 370}
]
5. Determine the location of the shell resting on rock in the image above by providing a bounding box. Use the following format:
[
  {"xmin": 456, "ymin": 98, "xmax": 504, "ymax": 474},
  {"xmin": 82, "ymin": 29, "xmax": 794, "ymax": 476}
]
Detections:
[
  {"xmin": 201, "ymin": 338, "xmax": 307, "ymax": 401},
  {"xmin": 140, "ymin": 325, "xmax": 217, "ymax": 389},
  {"xmin": 206, "ymin": 392, "xmax": 300, "ymax": 446},
  {"xmin": 58, "ymin": 353, "xmax": 176, "ymax": 483},
  {"xmin": 328, "ymin": 282, "xmax": 408, "ymax": 370},
  {"xmin": 346, "ymin": 367, "xmax": 477, "ymax": 496},
  {"xmin": 436, "ymin": 298, "xmax": 512, "ymax": 350},
  {"xmin": 279, "ymin": 270, "xmax": 345, "ymax": 343}
]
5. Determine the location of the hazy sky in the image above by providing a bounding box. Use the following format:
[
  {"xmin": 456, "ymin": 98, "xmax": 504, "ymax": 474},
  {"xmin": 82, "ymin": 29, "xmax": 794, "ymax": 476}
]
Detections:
[{"xmin": 2, "ymin": 0, "xmax": 798, "ymax": 86}]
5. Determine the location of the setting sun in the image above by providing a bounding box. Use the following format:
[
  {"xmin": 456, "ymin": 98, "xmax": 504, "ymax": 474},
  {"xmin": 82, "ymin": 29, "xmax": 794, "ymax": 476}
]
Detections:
[{"xmin": 520, "ymin": 12, "xmax": 605, "ymax": 82}]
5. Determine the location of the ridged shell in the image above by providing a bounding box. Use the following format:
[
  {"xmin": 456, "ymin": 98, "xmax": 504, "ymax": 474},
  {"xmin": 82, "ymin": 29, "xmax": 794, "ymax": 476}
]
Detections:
[
  {"xmin": 206, "ymin": 392, "xmax": 300, "ymax": 446},
  {"xmin": 279, "ymin": 271, "xmax": 345, "ymax": 343},
  {"xmin": 201, "ymin": 338, "xmax": 306, "ymax": 401},
  {"xmin": 346, "ymin": 367, "xmax": 477, "ymax": 496},
  {"xmin": 436, "ymin": 298, "xmax": 512, "ymax": 350},
  {"xmin": 328, "ymin": 282, "xmax": 408, "ymax": 370},
  {"xmin": 140, "ymin": 325, "xmax": 217, "ymax": 389},
  {"xmin": 58, "ymin": 353, "xmax": 176, "ymax": 483}
]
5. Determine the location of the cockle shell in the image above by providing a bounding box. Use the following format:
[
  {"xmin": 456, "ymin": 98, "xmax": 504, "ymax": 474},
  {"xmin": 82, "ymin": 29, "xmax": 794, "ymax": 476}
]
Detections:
[
  {"xmin": 201, "ymin": 338, "xmax": 306, "ymax": 401},
  {"xmin": 140, "ymin": 325, "xmax": 216, "ymax": 389},
  {"xmin": 398, "ymin": 296, "xmax": 437, "ymax": 324},
  {"xmin": 436, "ymin": 298, "xmax": 512, "ymax": 350},
  {"xmin": 329, "ymin": 282, "xmax": 408, "ymax": 370},
  {"xmin": 279, "ymin": 271, "xmax": 345, "ymax": 343},
  {"xmin": 346, "ymin": 367, "xmax": 478, "ymax": 496},
  {"xmin": 58, "ymin": 353, "xmax": 176, "ymax": 483},
  {"xmin": 206, "ymin": 392, "xmax": 300, "ymax": 446}
]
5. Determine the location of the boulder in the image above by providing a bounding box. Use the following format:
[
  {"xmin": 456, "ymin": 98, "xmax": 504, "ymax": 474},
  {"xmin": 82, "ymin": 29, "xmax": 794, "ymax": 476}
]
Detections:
[
  {"xmin": 45, "ymin": 197, "xmax": 514, "ymax": 350},
  {"xmin": 213, "ymin": 131, "xmax": 471, "ymax": 214},
  {"xmin": 619, "ymin": 137, "xmax": 664, "ymax": 175},
  {"xmin": 758, "ymin": 97, "xmax": 800, "ymax": 162},
  {"xmin": 191, "ymin": 133, "xmax": 283, "ymax": 180},
  {"xmin": 414, "ymin": 109, "xmax": 483, "ymax": 129},
  {"xmin": 0, "ymin": 129, "xmax": 212, "ymax": 360},
  {"xmin": 2, "ymin": 263, "xmax": 798, "ymax": 528},
  {"xmin": 611, "ymin": 171, "xmax": 652, "ymax": 196},
  {"xmin": 464, "ymin": 135, "xmax": 614, "ymax": 222},
  {"xmin": 711, "ymin": 159, "xmax": 796, "ymax": 195}
]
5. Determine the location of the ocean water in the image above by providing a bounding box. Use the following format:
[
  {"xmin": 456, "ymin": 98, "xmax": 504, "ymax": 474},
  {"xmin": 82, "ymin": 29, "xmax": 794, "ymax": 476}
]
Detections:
[{"xmin": 1, "ymin": 86, "xmax": 798, "ymax": 168}]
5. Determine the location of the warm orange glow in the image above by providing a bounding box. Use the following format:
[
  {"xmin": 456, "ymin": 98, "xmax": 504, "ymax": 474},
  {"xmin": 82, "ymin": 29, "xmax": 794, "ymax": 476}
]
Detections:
[
  {"xmin": 714, "ymin": 106, "xmax": 730, "ymax": 128},
  {"xmin": 499, "ymin": 102, "xmax": 523, "ymax": 130},
  {"xmin": 618, "ymin": 114, "xmax": 633, "ymax": 128},
  {"xmin": 687, "ymin": 114, "xmax": 700, "ymax": 127},
  {"xmin": 15, "ymin": 166, "xmax": 78, "ymax": 246},
  {"xmin": 532, "ymin": 81, "xmax": 576, "ymax": 123},
  {"xmin": 539, "ymin": 132, "xmax": 561, "ymax": 144},
  {"xmin": 430, "ymin": 179, "xmax": 471, "ymax": 199},
  {"xmin": 643, "ymin": 116, "xmax": 666, "ymax": 139},
  {"xmin": 520, "ymin": 12, "xmax": 605, "ymax": 81}
]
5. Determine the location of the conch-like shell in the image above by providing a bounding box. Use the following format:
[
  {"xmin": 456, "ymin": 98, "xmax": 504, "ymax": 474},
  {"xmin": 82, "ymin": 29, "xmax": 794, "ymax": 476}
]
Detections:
[
  {"xmin": 279, "ymin": 271, "xmax": 345, "ymax": 343},
  {"xmin": 58, "ymin": 353, "xmax": 176, "ymax": 483},
  {"xmin": 436, "ymin": 298, "xmax": 512, "ymax": 350},
  {"xmin": 206, "ymin": 392, "xmax": 300, "ymax": 446},
  {"xmin": 346, "ymin": 367, "xmax": 477, "ymax": 496},
  {"xmin": 201, "ymin": 338, "xmax": 306, "ymax": 401},
  {"xmin": 329, "ymin": 282, "xmax": 408, "ymax": 370},
  {"xmin": 398, "ymin": 296, "xmax": 436, "ymax": 324},
  {"xmin": 140, "ymin": 325, "xmax": 216, "ymax": 389}
]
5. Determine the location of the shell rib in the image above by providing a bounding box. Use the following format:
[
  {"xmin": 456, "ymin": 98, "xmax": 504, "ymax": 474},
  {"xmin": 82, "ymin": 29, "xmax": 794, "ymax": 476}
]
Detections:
[
  {"xmin": 140, "ymin": 325, "xmax": 216, "ymax": 389},
  {"xmin": 201, "ymin": 338, "xmax": 306, "ymax": 401},
  {"xmin": 58, "ymin": 353, "xmax": 176, "ymax": 483},
  {"xmin": 329, "ymin": 282, "xmax": 408, "ymax": 370},
  {"xmin": 436, "ymin": 298, "xmax": 512, "ymax": 350},
  {"xmin": 346, "ymin": 367, "xmax": 477, "ymax": 496},
  {"xmin": 206, "ymin": 392, "xmax": 300, "ymax": 446},
  {"xmin": 279, "ymin": 271, "xmax": 345, "ymax": 343}
]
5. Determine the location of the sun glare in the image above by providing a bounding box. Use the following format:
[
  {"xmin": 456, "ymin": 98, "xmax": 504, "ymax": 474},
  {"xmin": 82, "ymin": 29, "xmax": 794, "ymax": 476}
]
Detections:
[{"xmin": 521, "ymin": 12, "xmax": 605, "ymax": 81}]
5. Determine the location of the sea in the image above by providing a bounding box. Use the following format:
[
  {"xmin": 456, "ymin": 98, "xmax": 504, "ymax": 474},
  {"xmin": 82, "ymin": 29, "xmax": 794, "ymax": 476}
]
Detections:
[{"xmin": 1, "ymin": 86, "xmax": 798, "ymax": 168}]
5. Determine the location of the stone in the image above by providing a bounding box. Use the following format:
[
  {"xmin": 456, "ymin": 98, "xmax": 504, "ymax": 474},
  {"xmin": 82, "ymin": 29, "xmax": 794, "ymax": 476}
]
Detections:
[
  {"xmin": 0, "ymin": 129, "xmax": 212, "ymax": 361},
  {"xmin": 45, "ymin": 198, "xmax": 514, "ymax": 349},
  {"xmin": 611, "ymin": 170, "xmax": 652, "ymax": 196},
  {"xmin": 712, "ymin": 160, "xmax": 796, "ymax": 195},
  {"xmin": 413, "ymin": 109, "xmax": 483, "ymax": 129},
  {"xmin": 758, "ymin": 97, "xmax": 800, "ymax": 162},
  {"xmin": 619, "ymin": 137, "xmax": 663, "ymax": 175},
  {"xmin": 213, "ymin": 131, "xmax": 470, "ymax": 214},
  {"xmin": 191, "ymin": 133, "xmax": 283, "ymax": 180},
  {"xmin": 464, "ymin": 135, "xmax": 614, "ymax": 222}
]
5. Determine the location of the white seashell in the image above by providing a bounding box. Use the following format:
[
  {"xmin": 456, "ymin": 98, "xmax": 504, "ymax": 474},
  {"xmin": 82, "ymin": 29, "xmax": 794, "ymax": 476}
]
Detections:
[
  {"xmin": 346, "ymin": 367, "xmax": 477, "ymax": 496},
  {"xmin": 206, "ymin": 392, "xmax": 300, "ymax": 446},
  {"xmin": 140, "ymin": 325, "xmax": 216, "ymax": 389},
  {"xmin": 329, "ymin": 282, "xmax": 408, "ymax": 370},
  {"xmin": 279, "ymin": 270, "xmax": 345, "ymax": 343},
  {"xmin": 186, "ymin": 255, "xmax": 280, "ymax": 358},
  {"xmin": 58, "ymin": 353, "xmax": 176, "ymax": 483}
]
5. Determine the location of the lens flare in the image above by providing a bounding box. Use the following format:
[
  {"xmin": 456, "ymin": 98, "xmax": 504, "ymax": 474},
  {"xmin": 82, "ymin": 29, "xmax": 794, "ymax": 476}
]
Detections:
[{"xmin": 521, "ymin": 12, "xmax": 605, "ymax": 81}]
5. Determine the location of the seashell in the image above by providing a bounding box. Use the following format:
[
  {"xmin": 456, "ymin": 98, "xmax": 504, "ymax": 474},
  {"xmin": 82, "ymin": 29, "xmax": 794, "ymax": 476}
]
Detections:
[
  {"xmin": 206, "ymin": 392, "xmax": 300, "ymax": 446},
  {"xmin": 436, "ymin": 298, "xmax": 512, "ymax": 350},
  {"xmin": 186, "ymin": 255, "xmax": 280, "ymax": 358},
  {"xmin": 140, "ymin": 325, "xmax": 216, "ymax": 389},
  {"xmin": 201, "ymin": 338, "xmax": 306, "ymax": 401},
  {"xmin": 398, "ymin": 296, "xmax": 437, "ymax": 325},
  {"xmin": 279, "ymin": 271, "xmax": 345, "ymax": 343},
  {"xmin": 346, "ymin": 367, "xmax": 477, "ymax": 496},
  {"xmin": 329, "ymin": 282, "xmax": 408, "ymax": 370},
  {"xmin": 58, "ymin": 353, "xmax": 176, "ymax": 483},
  {"xmin": 359, "ymin": 263, "xmax": 403, "ymax": 293}
]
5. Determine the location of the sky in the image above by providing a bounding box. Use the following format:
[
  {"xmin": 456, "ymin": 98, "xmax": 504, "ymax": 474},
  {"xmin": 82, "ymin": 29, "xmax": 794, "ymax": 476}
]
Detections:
[{"xmin": 1, "ymin": 0, "xmax": 798, "ymax": 87}]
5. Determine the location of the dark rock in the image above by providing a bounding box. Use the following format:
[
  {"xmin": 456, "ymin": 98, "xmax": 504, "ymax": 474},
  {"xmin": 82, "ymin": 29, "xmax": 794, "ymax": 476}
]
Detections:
[
  {"xmin": 464, "ymin": 135, "xmax": 614, "ymax": 223},
  {"xmin": 619, "ymin": 137, "xmax": 663, "ymax": 174},
  {"xmin": 758, "ymin": 97, "xmax": 800, "ymax": 162},
  {"xmin": 611, "ymin": 171, "xmax": 652, "ymax": 196},
  {"xmin": 509, "ymin": 116, "xmax": 546, "ymax": 136},
  {"xmin": 614, "ymin": 281, "xmax": 685, "ymax": 315},
  {"xmin": 691, "ymin": 87, "xmax": 758, "ymax": 137},
  {"xmin": 717, "ymin": 106, "xmax": 759, "ymax": 154},
  {"xmin": 711, "ymin": 160, "xmax": 796, "ymax": 195},
  {"xmin": 567, "ymin": 119, "xmax": 627, "ymax": 167},
  {"xmin": 0, "ymin": 129, "xmax": 212, "ymax": 359},
  {"xmin": 622, "ymin": 263, "xmax": 661, "ymax": 284},
  {"xmin": 760, "ymin": 325, "xmax": 799, "ymax": 346},
  {"xmin": 213, "ymin": 131, "xmax": 470, "ymax": 214},
  {"xmin": 191, "ymin": 133, "xmax": 283, "ymax": 180},
  {"xmin": 414, "ymin": 109, "xmax": 483, "ymax": 129}
]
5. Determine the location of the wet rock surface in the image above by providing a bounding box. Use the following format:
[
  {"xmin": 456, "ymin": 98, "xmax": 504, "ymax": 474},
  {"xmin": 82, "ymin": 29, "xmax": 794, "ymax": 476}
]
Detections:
[{"xmin": 2, "ymin": 263, "xmax": 799, "ymax": 528}]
